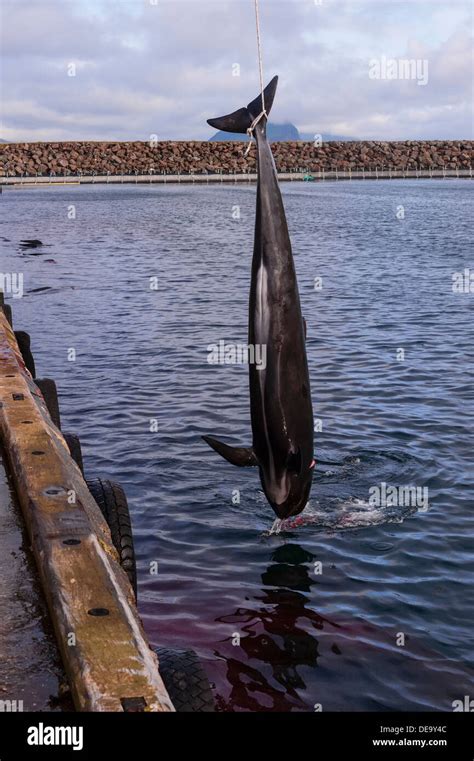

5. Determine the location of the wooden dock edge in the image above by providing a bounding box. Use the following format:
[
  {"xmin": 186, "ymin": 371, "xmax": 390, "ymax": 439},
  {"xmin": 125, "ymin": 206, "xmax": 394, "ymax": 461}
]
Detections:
[{"xmin": 0, "ymin": 305, "xmax": 174, "ymax": 712}]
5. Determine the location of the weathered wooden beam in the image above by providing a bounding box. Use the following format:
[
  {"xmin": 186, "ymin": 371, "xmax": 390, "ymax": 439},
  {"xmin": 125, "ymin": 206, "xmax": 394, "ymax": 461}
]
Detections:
[{"xmin": 0, "ymin": 311, "xmax": 174, "ymax": 712}]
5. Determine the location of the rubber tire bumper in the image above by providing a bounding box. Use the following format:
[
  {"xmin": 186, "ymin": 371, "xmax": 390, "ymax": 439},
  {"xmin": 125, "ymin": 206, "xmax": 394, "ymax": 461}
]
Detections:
[
  {"xmin": 153, "ymin": 647, "xmax": 215, "ymax": 712},
  {"xmin": 63, "ymin": 432, "xmax": 84, "ymax": 476},
  {"xmin": 86, "ymin": 478, "xmax": 137, "ymax": 598},
  {"xmin": 15, "ymin": 331, "xmax": 36, "ymax": 377},
  {"xmin": 35, "ymin": 378, "xmax": 61, "ymax": 429}
]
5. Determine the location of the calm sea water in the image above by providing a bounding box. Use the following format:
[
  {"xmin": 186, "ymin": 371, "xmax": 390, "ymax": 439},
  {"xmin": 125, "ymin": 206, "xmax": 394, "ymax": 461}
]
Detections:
[{"xmin": 1, "ymin": 180, "xmax": 473, "ymax": 711}]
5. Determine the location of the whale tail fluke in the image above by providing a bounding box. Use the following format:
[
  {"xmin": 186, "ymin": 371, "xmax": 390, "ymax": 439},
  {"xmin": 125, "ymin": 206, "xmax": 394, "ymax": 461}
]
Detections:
[
  {"xmin": 202, "ymin": 435, "xmax": 258, "ymax": 467},
  {"xmin": 207, "ymin": 75, "xmax": 278, "ymax": 134}
]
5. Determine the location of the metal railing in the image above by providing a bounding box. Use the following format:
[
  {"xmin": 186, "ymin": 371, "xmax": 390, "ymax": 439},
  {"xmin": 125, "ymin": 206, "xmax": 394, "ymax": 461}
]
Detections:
[{"xmin": 0, "ymin": 167, "xmax": 472, "ymax": 186}]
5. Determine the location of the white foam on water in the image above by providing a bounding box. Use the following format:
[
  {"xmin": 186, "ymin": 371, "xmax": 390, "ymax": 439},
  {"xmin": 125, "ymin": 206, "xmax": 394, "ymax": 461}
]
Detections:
[
  {"xmin": 263, "ymin": 496, "xmax": 418, "ymax": 535},
  {"xmin": 268, "ymin": 518, "xmax": 283, "ymax": 535}
]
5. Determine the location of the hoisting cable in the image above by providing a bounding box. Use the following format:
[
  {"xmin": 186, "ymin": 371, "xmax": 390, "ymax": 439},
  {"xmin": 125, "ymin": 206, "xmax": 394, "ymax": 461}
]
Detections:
[{"xmin": 245, "ymin": 0, "xmax": 268, "ymax": 157}]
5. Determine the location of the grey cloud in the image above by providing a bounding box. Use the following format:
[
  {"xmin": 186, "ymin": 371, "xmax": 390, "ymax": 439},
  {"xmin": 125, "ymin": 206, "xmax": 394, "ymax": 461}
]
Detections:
[{"xmin": 1, "ymin": 0, "xmax": 472, "ymax": 142}]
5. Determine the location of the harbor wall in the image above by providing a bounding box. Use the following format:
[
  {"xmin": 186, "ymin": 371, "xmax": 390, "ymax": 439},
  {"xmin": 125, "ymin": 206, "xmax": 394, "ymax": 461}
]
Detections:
[{"xmin": 1, "ymin": 140, "xmax": 472, "ymax": 177}]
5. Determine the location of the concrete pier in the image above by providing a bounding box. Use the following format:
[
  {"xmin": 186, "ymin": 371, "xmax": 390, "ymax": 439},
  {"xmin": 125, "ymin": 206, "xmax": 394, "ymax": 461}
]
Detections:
[{"xmin": 0, "ymin": 299, "xmax": 174, "ymax": 712}]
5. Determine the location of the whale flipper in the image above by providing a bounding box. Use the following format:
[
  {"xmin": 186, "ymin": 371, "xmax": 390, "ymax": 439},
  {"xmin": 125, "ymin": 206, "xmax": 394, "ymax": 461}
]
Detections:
[{"xmin": 202, "ymin": 436, "xmax": 258, "ymax": 467}]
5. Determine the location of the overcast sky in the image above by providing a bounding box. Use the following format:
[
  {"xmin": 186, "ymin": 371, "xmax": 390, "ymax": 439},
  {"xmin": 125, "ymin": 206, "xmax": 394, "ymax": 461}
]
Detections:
[{"xmin": 1, "ymin": 0, "xmax": 472, "ymax": 142}]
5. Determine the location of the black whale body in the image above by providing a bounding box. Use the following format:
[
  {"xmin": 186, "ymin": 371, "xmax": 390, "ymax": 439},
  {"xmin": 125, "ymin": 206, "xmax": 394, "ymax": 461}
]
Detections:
[{"xmin": 204, "ymin": 76, "xmax": 314, "ymax": 520}]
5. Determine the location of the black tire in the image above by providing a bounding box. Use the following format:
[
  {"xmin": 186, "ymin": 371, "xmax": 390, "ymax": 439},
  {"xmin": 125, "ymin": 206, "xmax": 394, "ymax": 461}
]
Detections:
[
  {"xmin": 86, "ymin": 478, "xmax": 137, "ymax": 598},
  {"xmin": 15, "ymin": 331, "xmax": 36, "ymax": 377},
  {"xmin": 2, "ymin": 304, "xmax": 12, "ymax": 327},
  {"xmin": 63, "ymin": 432, "xmax": 84, "ymax": 476},
  {"xmin": 154, "ymin": 647, "xmax": 215, "ymax": 712},
  {"xmin": 35, "ymin": 378, "xmax": 61, "ymax": 429}
]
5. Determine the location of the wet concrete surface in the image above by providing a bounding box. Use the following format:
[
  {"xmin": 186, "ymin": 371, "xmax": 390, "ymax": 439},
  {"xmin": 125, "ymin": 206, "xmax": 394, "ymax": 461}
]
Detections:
[{"xmin": 0, "ymin": 447, "xmax": 67, "ymax": 711}]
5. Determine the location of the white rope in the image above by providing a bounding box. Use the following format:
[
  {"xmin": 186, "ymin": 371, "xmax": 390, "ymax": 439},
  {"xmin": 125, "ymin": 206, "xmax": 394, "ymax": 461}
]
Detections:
[
  {"xmin": 244, "ymin": 0, "xmax": 267, "ymax": 157},
  {"xmin": 244, "ymin": 111, "xmax": 267, "ymax": 156},
  {"xmin": 254, "ymin": 0, "xmax": 265, "ymax": 113}
]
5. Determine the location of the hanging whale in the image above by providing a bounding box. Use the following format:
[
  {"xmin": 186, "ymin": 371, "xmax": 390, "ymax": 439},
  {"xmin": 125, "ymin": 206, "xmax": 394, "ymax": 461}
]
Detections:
[{"xmin": 203, "ymin": 76, "xmax": 314, "ymax": 520}]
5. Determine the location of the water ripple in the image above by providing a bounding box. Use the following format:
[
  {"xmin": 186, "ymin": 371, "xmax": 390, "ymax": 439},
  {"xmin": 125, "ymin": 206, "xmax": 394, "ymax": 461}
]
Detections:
[{"xmin": 2, "ymin": 180, "xmax": 473, "ymax": 711}]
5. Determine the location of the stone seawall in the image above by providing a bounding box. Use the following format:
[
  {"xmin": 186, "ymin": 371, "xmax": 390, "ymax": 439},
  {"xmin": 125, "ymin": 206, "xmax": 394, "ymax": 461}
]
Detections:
[{"xmin": 1, "ymin": 140, "xmax": 472, "ymax": 177}]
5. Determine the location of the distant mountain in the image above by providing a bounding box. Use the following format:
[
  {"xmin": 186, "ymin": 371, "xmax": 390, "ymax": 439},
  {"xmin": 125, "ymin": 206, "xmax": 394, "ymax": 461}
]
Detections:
[
  {"xmin": 209, "ymin": 122, "xmax": 356, "ymax": 142},
  {"xmin": 209, "ymin": 122, "xmax": 300, "ymax": 142},
  {"xmin": 299, "ymin": 132, "xmax": 357, "ymax": 142}
]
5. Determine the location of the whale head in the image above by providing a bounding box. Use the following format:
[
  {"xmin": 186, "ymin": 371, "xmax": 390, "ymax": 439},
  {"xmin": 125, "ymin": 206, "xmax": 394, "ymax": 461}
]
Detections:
[{"xmin": 261, "ymin": 453, "xmax": 314, "ymax": 520}]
